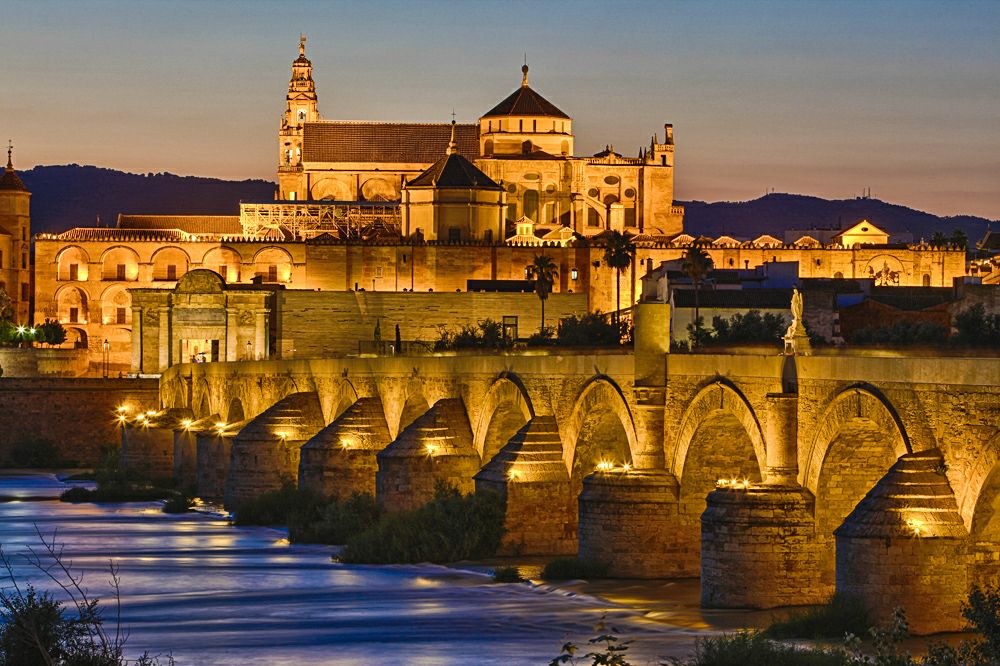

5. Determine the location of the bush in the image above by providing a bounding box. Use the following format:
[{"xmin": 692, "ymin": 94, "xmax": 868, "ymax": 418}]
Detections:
[
  {"xmin": 953, "ymin": 303, "xmax": 1000, "ymax": 347},
  {"xmin": 289, "ymin": 493, "xmax": 381, "ymax": 545},
  {"xmin": 435, "ymin": 319, "xmax": 514, "ymax": 351},
  {"xmin": 852, "ymin": 320, "xmax": 949, "ymax": 345},
  {"xmin": 338, "ymin": 484, "xmax": 505, "ymax": 564},
  {"xmin": 709, "ymin": 310, "xmax": 787, "ymax": 345},
  {"xmin": 162, "ymin": 494, "xmax": 194, "ymax": 514},
  {"xmin": 59, "ymin": 447, "xmax": 176, "ymax": 504},
  {"xmin": 556, "ymin": 313, "xmax": 623, "ymax": 347},
  {"xmin": 540, "ymin": 558, "xmax": 609, "ymax": 581},
  {"xmin": 231, "ymin": 482, "xmax": 325, "ymax": 527},
  {"xmin": 686, "ymin": 631, "xmax": 850, "ymax": 666},
  {"xmin": 526, "ymin": 327, "xmax": 555, "ymax": 347},
  {"xmin": 491, "ymin": 566, "xmax": 522, "ymax": 583},
  {"xmin": 764, "ymin": 593, "xmax": 871, "ymax": 640}
]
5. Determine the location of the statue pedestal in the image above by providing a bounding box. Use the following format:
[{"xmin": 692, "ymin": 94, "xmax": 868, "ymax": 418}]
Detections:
[{"xmin": 783, "ymin": 330, "xmax": 811, "ymax": 356}]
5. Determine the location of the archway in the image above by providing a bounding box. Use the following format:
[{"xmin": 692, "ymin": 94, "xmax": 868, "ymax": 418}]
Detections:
[
  {"xmin": 397, "ymin": 392, "xmax": 430, "ymax": 436},
  {"xmin": 56, "ymin": 246, "xmax": 90, "ymax": 281},
  {"xmin": 100, "ymin": 285, "xmax": 131, "ymax": 326},
  {"xmin": 100, "ymin": 246, "xmax": 138, "ymax": 281},
  {"xmin": 150, "ymin": 246, "xmax": 190, "ymax": 282},
  {"xmin": 253, "ymin": 247, "xmax": 293, "ymax": 284},
  {"xmin": 202, "ymin": 247, "xmax": 243, "ymax": 284},
  {"xmin": 967, "ymin": 433, "xmax": 1000, "ymax": 588},
  {"xmin": 473, "ymin": 375, "xmax": 534, "ymax": 461},
  {"xmin": 565, "ymin": 378, "xmax": 637, "ymax": 489},
  {"xmin": 227, "ymin": 396, "xmax": 246, "ymax": 423},
  {"xmin": 805, "ymin": 387, "xmax": 910, "ymax": 588},
  {"xmin": 56, "ymin": 285, "xmax": 90, "ymax": 325},
  {"xmin": 672, "ymin": 382, "xmax": 766, "ymax": 574}
]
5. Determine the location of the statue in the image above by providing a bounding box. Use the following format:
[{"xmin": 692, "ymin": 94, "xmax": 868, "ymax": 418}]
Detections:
[{"xmin": 784, "ymin": 287, "xmax": 811, "ymax": 355}]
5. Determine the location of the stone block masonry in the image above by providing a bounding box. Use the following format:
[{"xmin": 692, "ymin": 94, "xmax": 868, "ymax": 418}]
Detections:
[{"xmin": 0, "ymin": 377, "xmax": 159, "ymax": 466}]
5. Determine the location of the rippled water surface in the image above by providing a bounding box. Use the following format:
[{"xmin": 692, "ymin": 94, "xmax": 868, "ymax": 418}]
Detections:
[{"xmin": 0, "ymin": 472, "xmax": 712, "ymax": 665}]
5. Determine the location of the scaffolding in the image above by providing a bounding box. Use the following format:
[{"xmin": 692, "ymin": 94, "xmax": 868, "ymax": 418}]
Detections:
[{"xmin": 239, "ymin": 202, "xmax": 401, "ymax": 240}]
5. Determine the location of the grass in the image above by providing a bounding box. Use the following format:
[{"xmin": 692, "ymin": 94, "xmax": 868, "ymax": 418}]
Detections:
[
  {"xmin": 763, "ymin": 594, "xmax": 871, "ymax": 640},
  {"xmin": 687, "ymin": 631, "xmax": 851, "ymax": 666},
  {"xmin": 540, "ymin": 557, "xmax": 609, "ymax": 581},
  {"xmin": 337, "ymin": 484, "xmax": 505, "ymax": 564}
]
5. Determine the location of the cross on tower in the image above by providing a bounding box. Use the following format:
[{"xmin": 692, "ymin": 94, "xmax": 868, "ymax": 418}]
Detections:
[
  {"xmin": 451, "ymin": 109, "xmax": 456, "ymax": 123},
  {"xmin": 6, "ymin": 139, "xmax": 11, "ymax": 168},
  {"xmin": 299, "ymin": 34, "xmax": 307, "ymax": 55}
]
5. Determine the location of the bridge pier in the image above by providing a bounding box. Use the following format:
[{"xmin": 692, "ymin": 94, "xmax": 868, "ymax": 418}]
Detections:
[
  {"xmin": 173, "ymin": 415, "xmax": 212, "ymax": 489},
  {"xmin": 224, "ymin": 392, "xmax": 324, "ymax": 510},
  {"xmin": 700, "ymin": 484, "xmax": 823, "ymax": 608},
  {"xmin": 578, "ymin": 469, "xmax": 689, "ymax": 577},
  {"xmin": 475, "ymin": 416, "xmax": 575, "ymax": 556},
  {"xmin": 376, "ymin": 399, "xmax": 479, "ymax": 512},
  {"xmin": 196, "ymin": 419, "xmax": 240, "ymax": 501},
  {"xmin": 836, "ymin": 449, "xmax": 969, "ymax": 634},
  {"xmin": 121, "ymin": 408, "xmax": 192, "ymax": 480},
  {"xmin": 299, "ymin": 397, "xmax": 390, "ymax": 500}
]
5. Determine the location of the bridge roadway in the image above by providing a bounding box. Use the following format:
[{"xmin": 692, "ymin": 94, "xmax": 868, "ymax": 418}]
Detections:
[{"xmin": 122, "ymin": 311, "xmax": 999, "ymax": 634}]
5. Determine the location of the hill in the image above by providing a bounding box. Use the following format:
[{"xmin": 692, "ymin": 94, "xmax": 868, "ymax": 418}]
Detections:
[
  {"xmin": 19, "ymin": 165, "xmax": 274, "ymax": 235},
  {"xmin": 678, "ymin": 193, "xmax": 996, "ymax": 247},
  {"xmin": 16, "ymin": 166, "xmax": 996, "ymax": 247}
]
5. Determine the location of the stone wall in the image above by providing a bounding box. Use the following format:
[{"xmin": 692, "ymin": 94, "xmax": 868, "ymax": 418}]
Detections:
[
  {"xmin": 0, "ymin": 377, "xmax": 159, "ymax": 466},
  {"xmin": 0, "ymin": 348, "xmax": 90, "ymax": 378},
  {"xmin": 276, "ymin": 290, "xmax": 588, "ymax": 358}
]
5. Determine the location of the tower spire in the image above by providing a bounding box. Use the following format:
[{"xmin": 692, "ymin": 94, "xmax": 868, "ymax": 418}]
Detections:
[
  {"xmin": 6, "ymin": 139, "xmax": 12, "ymax": 169},
  {"xmin": 521, "ymin": 59, "xmax": 529, "ymax": 87},
  {"xmin": 446, "ymin": 117, "xmax": 457, "ymax": 156},
  {"xmin": 299, "ymin": 33, "xmax": 307, "ymax": 57}
]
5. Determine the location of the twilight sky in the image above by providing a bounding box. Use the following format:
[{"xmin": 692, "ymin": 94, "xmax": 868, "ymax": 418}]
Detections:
[{"xmin": 2, "ymin": 0, "xmax": 998, "ymax": 219}]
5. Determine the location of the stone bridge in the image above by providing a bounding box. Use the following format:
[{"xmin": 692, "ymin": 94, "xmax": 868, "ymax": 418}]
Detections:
[{"xmin": 122, "ymin": 306, "xmax": 1000, "ymax": 634}]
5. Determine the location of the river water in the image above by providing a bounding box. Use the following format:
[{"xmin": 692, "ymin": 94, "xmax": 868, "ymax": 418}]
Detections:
[{"xmin": 0, "ymin": 472, "xmax": 739, "ymax": 665}]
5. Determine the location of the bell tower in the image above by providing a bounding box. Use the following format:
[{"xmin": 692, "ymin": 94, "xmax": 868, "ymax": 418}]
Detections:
[
  {"xmin": 278, "ymin": 35, "xmax": 319, "ymax": 200},
  {"xmin": 0, "ymin": 141, "xmax": 32, "ymax": 323}
]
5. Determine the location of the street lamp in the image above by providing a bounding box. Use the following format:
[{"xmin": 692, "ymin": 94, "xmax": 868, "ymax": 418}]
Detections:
[{"xmin": 102, "ymin": 339, "xmax": 110, "ymax": 378}]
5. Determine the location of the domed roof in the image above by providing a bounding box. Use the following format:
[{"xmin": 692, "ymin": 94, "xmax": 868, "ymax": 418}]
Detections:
[
  {"xmin": 482, "ymin": 65, "xmax": 570, "ymax": 120},
  {"xmin": 406, "ymin": 123, "xmax": 503, "ymax": 191},
  {"xmin": 0, "ymin": 146, "xmax": 28, "ymax": 192}
]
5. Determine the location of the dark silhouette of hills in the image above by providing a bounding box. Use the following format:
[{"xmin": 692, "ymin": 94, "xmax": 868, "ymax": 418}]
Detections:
[
  {"xmin": 20, "ymin": 165, "xmax": 274, "ymax": 235},
  {"xmin": 677, "ymin": 193, "xmax": 996, "ymax": 247},
  {"xmin": 18, "ymin": 166, "xmax": 996, "ymax": 247}
]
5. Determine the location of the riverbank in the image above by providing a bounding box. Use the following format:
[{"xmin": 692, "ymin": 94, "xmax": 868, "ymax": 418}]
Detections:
[{"xmin": 0, "ymin": 471, "xmax": 716, "ymax": 665}]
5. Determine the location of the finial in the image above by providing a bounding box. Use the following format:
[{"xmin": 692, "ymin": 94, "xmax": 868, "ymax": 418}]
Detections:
[
  {"xmin": 299, "ymin": 34, "xmax": 307, "ymax": 56},
  {"xmin": 446, "ymin": 117, "xmax": 457, "ymax": 156},
  {"xmin": 6, "ymin": 139, "xmax": 11, "ymax": 169},
  {"xmin": 521, "ymin": 57, "xmax": 529, "ymax": 87}
]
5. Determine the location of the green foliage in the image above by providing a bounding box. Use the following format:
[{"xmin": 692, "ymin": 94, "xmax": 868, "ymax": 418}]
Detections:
[
  {"xmin": 681, "ymin": 631, "xmax": 850, "ymax": 666},
  {"xmin": 952, "ymin": 303, "xmax": 1000, "ymax": 347},
  {"xmin": 491, "ymin": 566, "xmax": 522, "ymax": 583},
  {"xmin": 435, "ymin": 318, "xmax": 513, "ymax": 351},
  {"xmin": 0, "ymin": 288, "xmax": 12, "ymax": 322},
  {"xmin": 338, "ymin": 484, "xmax": 505, "ymax": 564},
  {"xmin": 540, "ymin": 558, "xmax": 609, "ymax": 581},
  {"xmin": 59, "ymin": 447, "xmax": 175, "ymax": 503},
  {"xmin": 603, "ymin": 231, "xmax": 637, "ymax": 324},
  {"xmin": 37, "ymin": 319, "xmax": 68, "ymax": 346},
  {"xmin": 764, "ymin": 594, "xmax": 871, "ymax": 640},
  {"xmin": 529, "ymin": 254, "xmax": 559, "ymax": 303},
  {"xmin": 556, "ymin": 313, "xmax": 623, "ymax": 347},
  {"xmin": 686, "ymin": 317, "xmax": 713, "ymax": 348},
  {"xmin": 8, "ymin": 439, "xmax": 69, "ymax": 468},
  {"xmin": 550, "ymin": 618, "xmax": 633, "ymax": 666},
  {"xmin": 852, "ymin": 320, "xmax": 950, "ymax": 345},
  {"xmin": 527, "ymin": 326, "xmax": 555, "ymax": 346},
  {"xmin": 231, "ymin": 482, "xmax": 325, "ymax": 527},
  {"xmin": 161, "ymin": 495, "xmax": 193, "ymax": 514},
  {"xmin": 289, "ymin": 493, "xmax": 382, "ymax": 545},
  {"xmin": 708, "ymin": 310, "xmax": 787, "ymax": 345}
]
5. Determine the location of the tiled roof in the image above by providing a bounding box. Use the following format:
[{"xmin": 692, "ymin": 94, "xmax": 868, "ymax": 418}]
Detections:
[
  {"xmin": 407, "ymin": 154, "xmax": 502, "ymax": 190},
  {"xmin": 868, "ymin": 287, "xmax": 953, "ymax": 311},
  {"xmin": 117, "ymin": 215, "xmax": 242, "ymax": 235},
  {"xmin": 302, "ymin": 121, "xmax": 479, "ymax": 163},
  {"xmin": 54, "ymin": 228, "xmax": 190, "ymax": 242},
  {"xmin": 0, "ymin": 166, "xmax": 27, "ymax": 192},
  {"xmin": 672, "ymin": 288, "xmax": 793, "ymax": 310},
  {"xmin": 483, "ymin": 85, "xmax": 570, "ymax": 119}
]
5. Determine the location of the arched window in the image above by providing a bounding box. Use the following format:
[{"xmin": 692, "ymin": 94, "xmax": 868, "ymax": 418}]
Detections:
[
  {"xmin": 484, "ymin": 139, "xmax": 494, "ymax": 157},
  {"xmin": 523, "ymin": 190, "xmax": 539, "ymax": 221},
  {"xmin": 922, "ymin": 274, "xmax": 931, "ymax": 287},
  {"xmin": 560, "ymin": 140, "xmax": 569, "ymax": 155}
]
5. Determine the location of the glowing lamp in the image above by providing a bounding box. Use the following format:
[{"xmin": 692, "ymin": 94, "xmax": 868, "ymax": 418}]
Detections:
[
  {"xmin": 276, "ymin": 431, "xmax": 289, "ymax": 440},
  {"xmin": 595, "ymin": 461, "xmax": 614, "ymax": 473},
  {"xmin": 508, "ymin": 470, "xmax": 520, "ymax": 481},
  {"xmin": 621, "ymin": 463, "xmax": 631, "ymax": 473},
  {"xmin": 906, "ymin": 517, "xmax": 924, "ymax": 537},
  {"xmin": 215, "ymin": 422, "xmax": 227, "ymax": 432},
  {"xmin": 181, "ymin": 419, "xmax": 193, "ymax": 429},
  {"xmin": 117, "ymin": 406, "xmax": 128, "ymax": 414},
  {"xmin": 425, "ymin": 443, "xmax": 438, "ymax": 455}
]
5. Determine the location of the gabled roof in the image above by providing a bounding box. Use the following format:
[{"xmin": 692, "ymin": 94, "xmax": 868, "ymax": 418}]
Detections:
[
  {"xmin": 406, "ymin": 153, "xmax": 502, "ymax": 190},
  {"xmin": 833, "ymin": 219, "xmax": 888, "ymax": 240},
  {"xmin": 302, "ymin": 121, "xmax": 479, "ymax": 163},
  {"xmin": 117, "ymin": 214, "xmax": 242, "ymax": 235}
]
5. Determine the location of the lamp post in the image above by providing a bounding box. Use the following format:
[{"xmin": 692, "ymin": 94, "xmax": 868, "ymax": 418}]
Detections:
[{"xmin": 102, "ymin": 339, "xmax": 110, "ymax": 378}]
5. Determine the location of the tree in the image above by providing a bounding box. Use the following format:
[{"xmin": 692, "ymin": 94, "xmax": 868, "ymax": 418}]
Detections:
[
  {"xmin": 602, "ymin": 231, "xmax": 636, "ymax": 327},
  {"xmin": 0, "ymin": 287, "xmax": 12, "ymax": 322},
  {"xmin": 681, "ymin": 246, "xmax": 713, "ymax": 345},
  {"xmin": 37, "ymin": 319, "xmax": 67, "ymax": 347},
  {"xmin": 951, "ymin": 229, "xmax": 968, "ymax": 252},
  {"xmin": 527, "ymin": 254, "xmax": 558, "ymax": 333},
  {"xmin": 930, "ymin": 231, "xmax": 948, "ymax": 248}
]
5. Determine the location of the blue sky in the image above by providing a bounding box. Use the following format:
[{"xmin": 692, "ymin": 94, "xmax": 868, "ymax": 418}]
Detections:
[{"xmin": 2, "ymin": 0, "xmax": 998, "ymax": 218}]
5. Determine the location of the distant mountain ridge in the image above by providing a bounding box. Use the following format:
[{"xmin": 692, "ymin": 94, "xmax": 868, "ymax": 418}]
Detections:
[
  {"xmin": 677, "ymin": 193, "xmax": 996, "ymax": 246},
  {"xmin": 17, "ymin": 165, "xmax": 996, "ymax": 245},
  {"xmin": 20, "ymin": 165, "xmax": 274, "ymax": 236}
]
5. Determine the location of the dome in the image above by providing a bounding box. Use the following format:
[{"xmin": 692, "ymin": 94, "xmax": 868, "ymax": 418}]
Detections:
[{"xmin": 482, "ymin": 65, "xmax": 570, "ymax": 120}]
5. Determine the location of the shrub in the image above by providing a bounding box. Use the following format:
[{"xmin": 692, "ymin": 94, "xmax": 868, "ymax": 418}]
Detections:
[
  {"xmin": 162, "ymin": 494, "xmax": 193, "ymax": 514},
  {"xmin": 59, "ymin": 447, "xmax": 176, "ymax": 503},
  {"xmin": 540, "ymin": 558, "xmax": 609, "ymax": 581},
  {"xmin": 556, "ymin": 313, "xmax": 622, "ymax": 347},
  {"xmin": 231, "ymin": 482, "xmax": 325, "ymax": 527},
  {"xmin": 491, "ymin": 566, "xmax": 522, "ymax": 583},
  {"xmin": 687, "ymin": 631, "xmax": 850, "ymax": 666},
  {"xmin": 289, "ymin": 493, "xmax": 381, "ymax": 545},
  {"xmin": 953, "ymin": 303, "xmax": 1000, "ymax": 347},
  {"xmin": 852, "ymin": 320, "xmax": 949, "ymax": 345},
  {"xmin": 434, "ymin": 319, "xmax": 514, "ymax": 351},
  {"xmin": 526, "ymin": 327, "xmax": 555, "ymax": 347},
  {"xmin": 36, "ymin": 319, "xmax": 67, "ymax": 347},
  {"xmin": 550, "ymin": 618, "xmax": 632, "ymax": 666},
  {"xmin": 709, "ymin": 310, "xmax": 787, "ymax": 345},
  {"xmin": 764, "ymin": 593, "xmax": 870, "ymax": 640},
  {"xmin": 338, "ymin": 484, "xmax": 505, "ymax": 564}
]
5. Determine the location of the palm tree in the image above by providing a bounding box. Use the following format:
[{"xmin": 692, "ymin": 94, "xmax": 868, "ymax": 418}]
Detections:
[
  {"xmin": 603, "ymin": 230, "xmax": 636, "ymax": 326},
  {"xmin": 528, "ymin": 254, "xmax": 558, "ymax": 333},
  {"xmin": 682, "ymin": 246, "xmax": 713, "ymax": 344}
]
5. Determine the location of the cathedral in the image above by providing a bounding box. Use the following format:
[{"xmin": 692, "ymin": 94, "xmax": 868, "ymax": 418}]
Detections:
[{"xmin": 28, "ymin": 37, "xmax": 967, "ymax": 372}]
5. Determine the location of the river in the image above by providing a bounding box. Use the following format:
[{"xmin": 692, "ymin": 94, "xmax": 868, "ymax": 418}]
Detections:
[{"xmin": 0, "ymin": 472, "xmax": 748, "ymax": 665}]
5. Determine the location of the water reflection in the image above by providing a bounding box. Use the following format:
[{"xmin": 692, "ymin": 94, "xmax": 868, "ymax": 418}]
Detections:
[{"xmin": 0, "ymin": 473, "xmax": 708, "ymax": 665}]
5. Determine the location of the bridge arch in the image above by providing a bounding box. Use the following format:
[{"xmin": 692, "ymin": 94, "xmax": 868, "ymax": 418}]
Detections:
[
  {"xmin": 473, "ymin": 373, "xmax": 535, "ymax": 461},
  {"xmin": 563, "ymin": 377, "xmax": 637, "ymax": 483},
  {"xmin": 805, "ymin": 384, "xmax": 911, "ymax": 589},
  {"xmin": 671, "ymin": 379, "xmax": 767, "ymax": 575}
]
